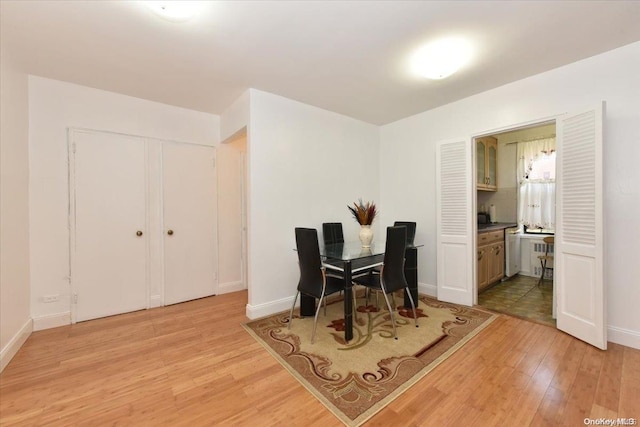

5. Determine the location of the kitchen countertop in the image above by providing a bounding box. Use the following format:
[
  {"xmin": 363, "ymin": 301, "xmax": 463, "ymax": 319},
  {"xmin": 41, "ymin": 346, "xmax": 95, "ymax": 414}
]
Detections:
[{"xmin": 477, "ymin": 222, "xmax": 518, "ymax": 232}]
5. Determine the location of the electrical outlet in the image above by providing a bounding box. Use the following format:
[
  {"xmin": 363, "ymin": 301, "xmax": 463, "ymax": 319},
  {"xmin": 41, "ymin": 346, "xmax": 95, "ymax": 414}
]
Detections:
[{"xmin": 43, "ymin": 294, "xmax": 59, "ymax": 303}]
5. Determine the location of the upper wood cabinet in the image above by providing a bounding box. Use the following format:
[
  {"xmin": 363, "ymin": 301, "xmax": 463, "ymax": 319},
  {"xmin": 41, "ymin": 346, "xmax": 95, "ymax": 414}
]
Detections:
[{"xmin": 477, "ymin": 136, "xmax": 497, "ymax": 191}]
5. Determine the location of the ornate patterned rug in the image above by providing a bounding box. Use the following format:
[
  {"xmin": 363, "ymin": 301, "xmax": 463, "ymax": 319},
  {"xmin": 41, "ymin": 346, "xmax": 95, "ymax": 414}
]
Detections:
[{"xmin": 243, "ymin": 294, "xmax": 497, "ymax": 426}]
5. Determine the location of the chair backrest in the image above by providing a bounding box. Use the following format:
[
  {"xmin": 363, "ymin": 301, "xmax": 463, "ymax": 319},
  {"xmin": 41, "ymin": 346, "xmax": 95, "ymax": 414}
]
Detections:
[
  {"xmin": 295, "ymin": 228, "xmax": 324, "ymax": 298},
  {"xmin": 322, "ymin": 222, "xmax": 344, "ymax": 246},
  {"xmin": 393, "ymin": 221, "xmax": 416, "ymax": 245},
  {"xmin": 382, "ymin": 226, "xmax": 408, "ymax": 293}
]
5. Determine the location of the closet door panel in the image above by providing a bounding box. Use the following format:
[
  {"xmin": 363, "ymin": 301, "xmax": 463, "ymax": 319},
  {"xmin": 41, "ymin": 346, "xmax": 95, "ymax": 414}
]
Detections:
[
  {"xmin": 163, "ymin": 143, "xmax": 217, "ymax": 305},
  {"xmin": 556, "ymin": 104, "xmax": 605, "ymax": 349},
  {"xmin": 436, "ymin": 138, "xmax": 474, "ymax": 306},
  {"xmin": 72, "ymin": 131, "xmax": 148, "ymax": 322}
]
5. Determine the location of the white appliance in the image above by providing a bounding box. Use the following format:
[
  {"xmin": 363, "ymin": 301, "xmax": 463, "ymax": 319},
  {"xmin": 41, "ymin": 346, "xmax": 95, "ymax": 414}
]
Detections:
[{"xmin": 505, "ymin": 227, "xmax": 521, "ymax": 277}]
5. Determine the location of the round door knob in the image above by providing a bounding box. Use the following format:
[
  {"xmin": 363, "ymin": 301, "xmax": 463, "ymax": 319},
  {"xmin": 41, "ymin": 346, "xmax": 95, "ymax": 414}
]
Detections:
[
  {"xmin": 136, "ymin": 231, "xmax": 143, "ymax": 237},
  {"xmin": 167, "ymin": 230, "xmax": 174, "ymax": 236}
]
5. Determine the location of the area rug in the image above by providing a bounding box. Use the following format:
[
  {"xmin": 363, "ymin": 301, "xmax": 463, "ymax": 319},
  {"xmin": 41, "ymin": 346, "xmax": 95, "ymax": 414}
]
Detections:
[{"xmin": 243, "ymin": 294, "xmax": 497, "ymax": 426}]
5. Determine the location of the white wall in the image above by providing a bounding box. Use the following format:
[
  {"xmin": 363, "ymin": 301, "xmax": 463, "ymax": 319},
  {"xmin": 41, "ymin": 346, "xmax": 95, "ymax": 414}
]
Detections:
[
  {"xmin": 220, "ymin": 89, "xmax": 250, "ymax": 142},
  {"xmin": 0, "ymin": 38, "xmax": 32, "ymax": 372},
  {"xmin": 28, "ymin": 77, "xmax": 219, "ymax": 328},
  {"xmin": 380, "ymin": 41, "xmax": 640, "ymax": 348},
  {"xmin": 246, "ymin": 89, "xmax": 380, "ymax": 318}
]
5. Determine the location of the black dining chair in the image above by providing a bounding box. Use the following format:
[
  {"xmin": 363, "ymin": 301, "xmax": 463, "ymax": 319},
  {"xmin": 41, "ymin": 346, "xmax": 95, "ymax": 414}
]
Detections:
[
  {"xmin": 354, "ymin": 226, "xmax": 418, "ymax": 339},
  {"xmin": 393, "ymin": 221, "xmax": 416, "ymax": 246},
  {"xmin": 322, "ymin": 222, "xmax": 344, "ymax": 246},
  {"xmin": 370, "ymin": 221, "xmax": 416, "ymax": 279},
  {"xmin": 321, "ymin": 222, "xmax": 346, "ymax": 281},
  {"xmin": 289, "ymin": 228, "xmax": 347, "ymax": 343}
]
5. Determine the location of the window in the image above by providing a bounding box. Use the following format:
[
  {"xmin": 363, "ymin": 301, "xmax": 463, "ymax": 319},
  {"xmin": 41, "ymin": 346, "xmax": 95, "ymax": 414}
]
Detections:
[
  {"xmin": 525, "ymin": 151, "xmax": 555, "ymax": 181},
  {"xmin": 517, "ymin": 137, "xmax": 556, "ymax": 234}
]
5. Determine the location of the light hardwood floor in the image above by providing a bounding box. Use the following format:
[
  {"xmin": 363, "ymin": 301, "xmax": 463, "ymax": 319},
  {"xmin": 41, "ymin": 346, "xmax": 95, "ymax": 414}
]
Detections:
[{"xmin": 1, "ymin": 291, "xmax": 638, "ymax": 426}]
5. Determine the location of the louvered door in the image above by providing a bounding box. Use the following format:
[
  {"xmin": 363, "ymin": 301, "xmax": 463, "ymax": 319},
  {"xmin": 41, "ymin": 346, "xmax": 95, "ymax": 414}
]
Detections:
[
  {"xmin": 436, "ymin": 139, "xmax": 474, "ymax": 305},
  {"xmin": 556, "ymin": 104, "xmax": 605, "ymax": 349}
]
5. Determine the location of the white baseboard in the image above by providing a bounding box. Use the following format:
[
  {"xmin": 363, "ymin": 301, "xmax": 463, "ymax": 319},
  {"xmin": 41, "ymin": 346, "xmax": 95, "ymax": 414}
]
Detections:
[
  {"xmin": 33, "ymin": 311, "xmax": 71, "ymax": 331},
  {"xmin": 246, "ymin": 296, "xmax": 294, "ymax": 320},
  {"xmin": 0, "ymin": 318, "xmax": 32, "ymax": 373},
  {"xmin": 219, "ymin": 280, "xmax": 246, "ymax": 295},
  {"xmin": 246, "ymin": 283, "xmax": 436, "ymax": 320},
  {"xmin": 608, "ymin": 325, "xmax": 640, "ymax": 350},
  {"xmin": 149, "ymin": 295, "xmax": 162, "ymax": 308},
  {"xmin": 419, "ymin": 282, "xmax": 437, "ymax": 297}
]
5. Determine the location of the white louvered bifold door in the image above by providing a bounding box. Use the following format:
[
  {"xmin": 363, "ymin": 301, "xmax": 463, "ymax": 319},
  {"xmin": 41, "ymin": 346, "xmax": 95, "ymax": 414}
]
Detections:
[
  {"xmin": 556, "ymin": 104, "xmax": 606, "ymax": 349},
  {"xmin": 436, "ymin": 139, "xmax": 474, "ymax": 306}
]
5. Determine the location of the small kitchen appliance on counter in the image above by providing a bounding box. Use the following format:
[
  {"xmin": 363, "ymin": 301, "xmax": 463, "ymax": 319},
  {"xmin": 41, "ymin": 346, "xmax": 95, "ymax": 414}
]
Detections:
[{"xmin": 477, "ymin": 212, "xmax": 490, "ymax": 225}]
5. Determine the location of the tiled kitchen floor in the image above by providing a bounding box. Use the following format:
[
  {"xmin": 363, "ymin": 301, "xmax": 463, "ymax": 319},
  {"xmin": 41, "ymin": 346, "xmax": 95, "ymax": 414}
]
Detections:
[{"xmin": 478, "ymin": 274, "xmax": 555, "ymax": 327}]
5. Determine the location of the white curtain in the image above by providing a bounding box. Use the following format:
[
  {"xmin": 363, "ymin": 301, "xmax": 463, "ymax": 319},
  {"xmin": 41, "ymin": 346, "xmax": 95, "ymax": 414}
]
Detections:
[{"xmin": 517, "ymin": 137, "xmax": 556, "ymax": 230}]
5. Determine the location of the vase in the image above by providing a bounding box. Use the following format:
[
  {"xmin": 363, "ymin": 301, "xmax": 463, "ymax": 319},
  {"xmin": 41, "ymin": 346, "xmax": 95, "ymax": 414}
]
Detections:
[{"xmin": 359, "ymin": 225, "xmax": 373, "ymax": 248}]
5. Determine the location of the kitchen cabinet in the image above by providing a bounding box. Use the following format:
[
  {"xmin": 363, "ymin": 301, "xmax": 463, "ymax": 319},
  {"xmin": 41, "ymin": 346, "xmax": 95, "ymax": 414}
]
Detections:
[
  {"xmin": 477, "ymin": 229, "xmax": 505, "ymax": 291},
  {"xmin": 477, "ymin": 136, "xmax": 497, "ymax": 191}
]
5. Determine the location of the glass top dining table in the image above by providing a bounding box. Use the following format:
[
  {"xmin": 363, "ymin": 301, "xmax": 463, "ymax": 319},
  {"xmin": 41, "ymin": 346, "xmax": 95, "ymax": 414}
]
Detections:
[
  {"xmin": 320, "ymin": 241, "xmax": 387, "ymax": 273},
  {"xmin": 308, "ymin": 240, "xmax": 422, "ymax": 342},
  {"xmin": 321, "ymin": 240, "xmax": 387, "ymax": 260}
]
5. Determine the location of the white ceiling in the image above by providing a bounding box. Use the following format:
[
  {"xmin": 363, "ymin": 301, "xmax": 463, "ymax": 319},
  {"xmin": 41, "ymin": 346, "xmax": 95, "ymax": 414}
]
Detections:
[{"xmin": 2, "ymin": 1, "xmax": 640, "ymax": 125}]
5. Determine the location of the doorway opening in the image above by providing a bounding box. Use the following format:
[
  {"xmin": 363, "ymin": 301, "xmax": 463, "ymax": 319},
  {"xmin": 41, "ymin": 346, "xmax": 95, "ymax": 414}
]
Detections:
[
  {"xmin": 218, "ymin": 128, "xmax": 248, "ymax": 294},
  {"xmin": 475, "ymin": 122, "xmax": 557, "ymax": 327}
]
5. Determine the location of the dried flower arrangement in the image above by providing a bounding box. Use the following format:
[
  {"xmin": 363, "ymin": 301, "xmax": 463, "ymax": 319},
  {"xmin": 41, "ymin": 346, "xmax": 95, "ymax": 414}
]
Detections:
[{"xmin": 347, "ymin": 199, "xmax": 377, "ymax": 225}]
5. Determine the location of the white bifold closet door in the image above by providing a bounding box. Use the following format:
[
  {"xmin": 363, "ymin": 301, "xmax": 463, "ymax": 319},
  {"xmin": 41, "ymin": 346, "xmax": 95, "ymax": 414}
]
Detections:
[
  {"xmin": 436, "ymin": 139, "xmax": 474, "ymax": 306},
  {"xmin": 556, "ymin": 104, "xmax": 605, "ymax": 350},
  {"xmin": 71, "ymin": 130, "xmax": 217, "ymax": 322},
  {"xmin": 434, "ymin": 105, "xmax": 605, "ymax": 350},
  {"xmin": 162, "ymin": 143, "xmax": 217, "ymax": 305},
  {"xmin": 72, "ymin": 131, "xmax": 148, "ymax": 322}
]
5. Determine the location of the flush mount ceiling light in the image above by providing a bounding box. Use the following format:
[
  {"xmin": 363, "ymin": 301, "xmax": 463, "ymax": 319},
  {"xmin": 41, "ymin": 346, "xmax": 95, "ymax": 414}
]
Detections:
[
  {"xmin": 411, "ymin": 37, "xmax": 473, "ymax": 80},
  {"xmin": 144, "ymin": 1, "xmax": 204, "ymax": 22}
]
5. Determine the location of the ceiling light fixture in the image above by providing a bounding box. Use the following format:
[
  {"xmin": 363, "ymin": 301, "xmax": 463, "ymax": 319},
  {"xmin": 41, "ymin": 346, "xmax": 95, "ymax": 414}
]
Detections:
[
  {"xmin": 411, "ymin": 37, "xmax": 473, "ymax": 80},
  {"xmin": 144, "ymin": 1, "xmax": 204, "ymax": 22}
]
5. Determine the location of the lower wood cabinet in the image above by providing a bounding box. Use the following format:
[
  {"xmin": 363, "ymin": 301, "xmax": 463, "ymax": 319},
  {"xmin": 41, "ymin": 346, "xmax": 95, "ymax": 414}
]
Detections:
[{"xmin": 478, "ymin": 230, "xmax": 505, "ymax": 292}]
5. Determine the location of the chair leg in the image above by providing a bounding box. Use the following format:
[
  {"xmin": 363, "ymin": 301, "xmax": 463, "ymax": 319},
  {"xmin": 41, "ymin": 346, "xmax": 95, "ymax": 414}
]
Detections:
[
  {"xmin": 538, "ymin": 259, "xmax": 545, "ymax": 286},
  {"xmin": 405, "ymin": 288, "xmax": 419, "ymax": 328},
  {"xmin": 311, "ymin": 289, "xmax": 326, "ymax": 344},
  {"xmin": 380, "ymin": 290, "xmax": 398, "ymax": 340},
  {"xmin": 288, "ymin": 291, "xmax": 299, "ymax": 330}
]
